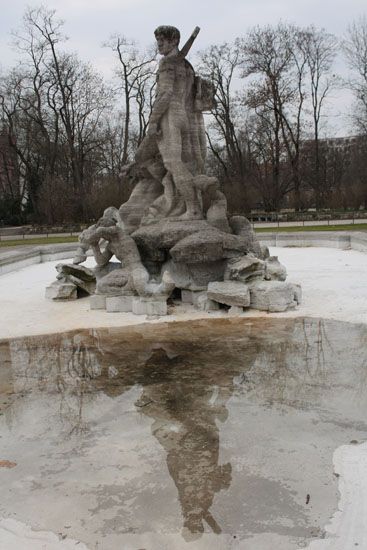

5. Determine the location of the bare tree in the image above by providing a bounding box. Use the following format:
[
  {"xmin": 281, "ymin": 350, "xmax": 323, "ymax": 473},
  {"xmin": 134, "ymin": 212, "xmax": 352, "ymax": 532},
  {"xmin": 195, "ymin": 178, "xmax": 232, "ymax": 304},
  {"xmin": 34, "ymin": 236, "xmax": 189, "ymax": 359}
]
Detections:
[
  {"xmin": 281, "ymin": 28, "xmax": 309, "ymax": 211},
  {"xmin": 344, "ymin": 16, "xmax": 367, "ymax": 134},
  {"xmin": 348, "ymin": 137, "xmax": 367, "ymax": 208},
  {"xmin": 198, "ymin": 42, "xmax": 253, "ymax": 211},
  {"xmin": 104, "ymin": 36, "xmax": 155, "ymax": 164},
  {"xmin": 238, "ymin": 23, "xmax": 338, "ymax": 211},
  {"xmin": 239, "ymin": 24, "xmax": 297, "ymax": 210},
  {"xmin": 1, "ymin": 6, "xmax": 113, "ymax": 222},
  {"xmin": 302, "ymin": 26, "xmax": 337, "ymax": 208},
  {"xmin": 0, "ymin": 69, "xmax": 45, "ymax": 219},
  {"xmin": 24, "ymin": 7, "xmax": 112, "ymax": 216}
]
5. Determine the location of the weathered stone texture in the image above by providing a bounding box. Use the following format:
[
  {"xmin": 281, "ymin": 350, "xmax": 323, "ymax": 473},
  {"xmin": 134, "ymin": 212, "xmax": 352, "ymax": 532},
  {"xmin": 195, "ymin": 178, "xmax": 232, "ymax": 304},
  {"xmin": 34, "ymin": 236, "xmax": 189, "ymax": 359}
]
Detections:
[
  {"xmin": 207, "ymin": 281, "xmax": 251, "ymax": 307},
  {"xmin": 249, "ymin": 281, "xmax": 300, "ymax": 312},
  {"xmin": 264, "ymin": 256, "xmax": 287, "ymax": 281},
  {"xmin": 106, "ymin": 295, "xmax": 133, "ymax": 313},
  {"xmin": 89, "ymin": 294, "xmax": 106, "ymax": 310},
  {"xmin": 55, "ymin": 263, "xmax": 96, "ymax": 295},
  {"xmin": 162, "ymin": 259, "xmax": 226, "ymax": 291},
  {"xmin": 45, "ymin": 282, "xmax": 77, "ymax": 301},
  {"xmin": 224, "ymin": 254, "xmax": 265, "ymax": 283},
  {"xmin": 146, "ymin": 300, "xmax": 167, "ymax": 316},
  {"xmin": 228, "ymin": 305, "xmax": 244, "ymax": 316},
  {"xmin": 170, "ymin": 230, "xmax": 248, "ymax": 264},
  {"xmin": 196, "ymin": 293, "xmax": 220, "ymax": 312},
  {"xmin": 132, "ymin": 298, "xmax": 147, "ymax": 315}
]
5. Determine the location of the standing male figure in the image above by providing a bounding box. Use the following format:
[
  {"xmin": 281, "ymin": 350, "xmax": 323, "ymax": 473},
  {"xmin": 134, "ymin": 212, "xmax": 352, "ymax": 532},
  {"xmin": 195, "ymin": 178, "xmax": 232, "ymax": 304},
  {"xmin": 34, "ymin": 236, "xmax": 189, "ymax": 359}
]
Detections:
[{"xmin": 137, "ymin": 25, "xmax": 204, "ymax": 221}]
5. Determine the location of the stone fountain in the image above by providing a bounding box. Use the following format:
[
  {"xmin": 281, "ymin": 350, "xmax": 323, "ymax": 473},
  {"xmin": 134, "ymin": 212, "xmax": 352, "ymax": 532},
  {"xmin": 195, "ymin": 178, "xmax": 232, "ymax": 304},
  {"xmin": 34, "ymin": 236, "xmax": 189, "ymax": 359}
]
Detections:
[{"xmin": 46, "ymin": 25, "xmax": 301, "ymax": 316}]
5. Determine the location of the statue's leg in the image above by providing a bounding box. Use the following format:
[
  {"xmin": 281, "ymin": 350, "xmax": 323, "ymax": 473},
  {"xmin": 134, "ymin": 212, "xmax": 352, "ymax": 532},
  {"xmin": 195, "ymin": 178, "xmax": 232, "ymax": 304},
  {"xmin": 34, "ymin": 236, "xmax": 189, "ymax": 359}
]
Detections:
[
  {"xmin": 131, "ymin": 265, "xmax": 150, "ymax": 296},
  {"xmin": 158, "ymin": 113, "xmax": 203, "ymax": 220},
  {"xmin": 135, "ymin": 134, "xmax": 159, "ymax": 165},
  {"xmin": 148, "ymin": 172, "xmax": 176, "ymax": 217},
  {"xmin": 96, "ymin": 269, "xmax": 130, "ymax": 295},
  {"xmin": 185, "ymin": 111, "xmax": 205, "ymax": 174},
  {"xmin": 197, "ymin": 112, "xmax": 207, "ymax": 169}
]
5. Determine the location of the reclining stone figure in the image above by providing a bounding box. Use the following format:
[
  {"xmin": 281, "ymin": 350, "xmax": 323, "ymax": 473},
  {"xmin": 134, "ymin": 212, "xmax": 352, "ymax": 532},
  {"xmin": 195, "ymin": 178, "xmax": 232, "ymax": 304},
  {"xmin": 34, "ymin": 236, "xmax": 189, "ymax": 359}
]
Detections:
[{"xmin": 75, "ymin": 207, "xmax": 174, "ymax": 298}]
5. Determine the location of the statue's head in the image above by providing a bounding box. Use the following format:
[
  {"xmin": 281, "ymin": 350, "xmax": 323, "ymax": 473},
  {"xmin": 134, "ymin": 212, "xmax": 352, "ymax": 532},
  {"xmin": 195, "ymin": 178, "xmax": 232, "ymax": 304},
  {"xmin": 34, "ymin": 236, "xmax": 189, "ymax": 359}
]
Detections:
[
  {"xmin": 103, "ymin": 206, "xmax": 120, "ymax": 222},
  {"xmin": 154, "ymin": 25, "xmax": 180, "ymax": 56}
]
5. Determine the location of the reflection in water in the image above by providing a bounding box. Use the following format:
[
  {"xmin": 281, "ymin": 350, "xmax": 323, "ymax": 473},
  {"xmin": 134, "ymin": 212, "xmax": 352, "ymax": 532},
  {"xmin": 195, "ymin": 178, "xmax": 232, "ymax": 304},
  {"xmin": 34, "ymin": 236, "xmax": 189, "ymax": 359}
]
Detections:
[
  {"xmin": 139, "ymin": 347, "xmax": 232, "ymax": 537},
  {"xmin": 1, "ymin": 317, "xmax": 367, "ymax": 541}
]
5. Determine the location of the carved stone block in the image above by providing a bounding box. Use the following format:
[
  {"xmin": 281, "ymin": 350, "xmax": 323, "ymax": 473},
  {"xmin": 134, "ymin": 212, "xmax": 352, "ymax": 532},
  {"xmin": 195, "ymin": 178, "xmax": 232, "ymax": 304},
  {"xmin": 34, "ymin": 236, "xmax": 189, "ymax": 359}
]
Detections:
[
  {"xmin": 106, "ymin": 295, "xmax": 133, "ymax": 313},
  {"xmin": 249, "ymin": 281, "xmax": 299, "ymax": 312},
  {"xmin": 146, "ymin": 300, "xmax": 167, "ymax": 316},
  {"xmin": 207, "ymin": 281, "xmax": 251, "ymax": 307},
  {"xmin": 132, "ymin": 297, "xmax": 148, "ymax": 315},
  {"xmin": 89, "ymin": 294, "xmax": 106, "ymax": 310}
]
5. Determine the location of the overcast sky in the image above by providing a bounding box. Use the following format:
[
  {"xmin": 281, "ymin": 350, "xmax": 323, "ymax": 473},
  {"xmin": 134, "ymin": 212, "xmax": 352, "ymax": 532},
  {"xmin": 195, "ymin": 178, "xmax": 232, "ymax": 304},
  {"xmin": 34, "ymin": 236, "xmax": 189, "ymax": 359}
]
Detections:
[{"xmin": 1, "ymin": 0, "xmax": 366, "ymax": 135}]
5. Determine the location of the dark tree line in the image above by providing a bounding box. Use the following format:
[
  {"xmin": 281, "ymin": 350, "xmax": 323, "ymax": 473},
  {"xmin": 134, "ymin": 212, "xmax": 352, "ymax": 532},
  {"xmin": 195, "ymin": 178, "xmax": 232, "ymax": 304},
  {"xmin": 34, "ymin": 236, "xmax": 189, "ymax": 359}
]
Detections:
[
  {"xmin": 0, "ymin": 7, "xmax": 155, "ymax": 224},
  {"xmin": 1, "ymin": 7, "xmax": 367, "ymax": 225},
  {"xmin": 199, "ymin": 22, "xmax": 367, "ymax": 213}
]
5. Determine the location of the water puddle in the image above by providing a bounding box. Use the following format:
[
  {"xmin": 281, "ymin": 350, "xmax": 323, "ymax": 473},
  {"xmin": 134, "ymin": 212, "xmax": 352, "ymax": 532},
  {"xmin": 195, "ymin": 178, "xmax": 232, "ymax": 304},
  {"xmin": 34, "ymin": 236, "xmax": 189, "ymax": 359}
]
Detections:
[{"xmin": 1, "ymin": 317, "xmax": 367, "ymax": 549}]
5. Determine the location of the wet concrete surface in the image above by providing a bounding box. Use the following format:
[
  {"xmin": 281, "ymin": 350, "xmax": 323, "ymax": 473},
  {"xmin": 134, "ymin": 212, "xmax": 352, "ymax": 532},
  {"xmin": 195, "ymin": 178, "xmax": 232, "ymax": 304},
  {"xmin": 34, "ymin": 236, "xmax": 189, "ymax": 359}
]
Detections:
[{"xmin": 0, "ymin": 317, "xmax": 367, "ymax": 549}]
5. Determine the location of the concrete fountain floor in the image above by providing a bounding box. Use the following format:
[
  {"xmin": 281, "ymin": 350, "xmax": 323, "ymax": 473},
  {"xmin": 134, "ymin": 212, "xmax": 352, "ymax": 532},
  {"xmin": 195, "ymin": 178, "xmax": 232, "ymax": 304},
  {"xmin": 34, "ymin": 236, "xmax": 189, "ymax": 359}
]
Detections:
[
  {"xmin": 1, "ymin": 246, "xmax": 367, "ymax": 549},
  {"xmin": 0, "ymin": 246, "xmax": 367, "ymax": 340}
]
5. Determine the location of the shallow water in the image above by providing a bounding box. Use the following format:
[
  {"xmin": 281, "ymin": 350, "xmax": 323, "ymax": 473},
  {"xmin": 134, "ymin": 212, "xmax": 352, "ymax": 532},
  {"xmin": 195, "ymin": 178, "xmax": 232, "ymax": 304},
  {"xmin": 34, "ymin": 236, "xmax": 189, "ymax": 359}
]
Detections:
[{"xmin": 1, "ymin": 317, "xmax": 367, "ymax": 549}]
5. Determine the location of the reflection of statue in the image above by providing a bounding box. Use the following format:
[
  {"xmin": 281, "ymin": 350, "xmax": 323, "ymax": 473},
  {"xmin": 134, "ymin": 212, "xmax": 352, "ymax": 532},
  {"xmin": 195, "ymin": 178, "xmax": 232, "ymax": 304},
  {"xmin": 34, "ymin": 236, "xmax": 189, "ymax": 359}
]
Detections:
[
  {"xmin": 76, "ymin": 207, "xmax": 174, "ymax": 297},
  {"xmin": 136, "ymin": 346, "xmax": 232, "ymax": 538},
  {"xmin": 7, "ymin": 318, "xmax": 356, "ymax": 541}
]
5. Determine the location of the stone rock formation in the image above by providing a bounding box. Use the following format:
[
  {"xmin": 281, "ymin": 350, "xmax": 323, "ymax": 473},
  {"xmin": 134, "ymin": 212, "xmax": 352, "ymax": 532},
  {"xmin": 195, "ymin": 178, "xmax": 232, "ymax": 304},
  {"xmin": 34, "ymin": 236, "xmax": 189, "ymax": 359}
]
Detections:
[
  {"xmin": 45, "ymin": 264, "xmax": 96, "ymax": 300},
  {"xmin": 46, "ymin": 25, "xmax": 301, "ymax": 316}
]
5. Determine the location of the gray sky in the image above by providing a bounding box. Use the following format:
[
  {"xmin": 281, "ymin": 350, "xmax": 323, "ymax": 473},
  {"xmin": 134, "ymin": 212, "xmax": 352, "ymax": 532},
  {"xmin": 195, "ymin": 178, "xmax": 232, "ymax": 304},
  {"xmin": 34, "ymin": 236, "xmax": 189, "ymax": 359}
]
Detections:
[{"xmin": 1, "ymin": 0, "xmax": 366, "ymax": 135}]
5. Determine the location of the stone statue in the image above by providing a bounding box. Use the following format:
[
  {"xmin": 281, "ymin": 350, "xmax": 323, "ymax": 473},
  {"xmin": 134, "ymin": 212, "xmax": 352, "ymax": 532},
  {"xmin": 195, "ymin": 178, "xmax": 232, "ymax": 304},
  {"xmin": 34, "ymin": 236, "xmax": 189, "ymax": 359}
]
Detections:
[
  {"xmin": 47, "ymin": 25, "xmax": 301, "ymax": 316},
  {"xmin": 76, "ymin": 207, "xmax": 174, "ymax": 298},
  {"xmin": 130, "ymin": 25, "xmax": 214, "ymax": 222}
]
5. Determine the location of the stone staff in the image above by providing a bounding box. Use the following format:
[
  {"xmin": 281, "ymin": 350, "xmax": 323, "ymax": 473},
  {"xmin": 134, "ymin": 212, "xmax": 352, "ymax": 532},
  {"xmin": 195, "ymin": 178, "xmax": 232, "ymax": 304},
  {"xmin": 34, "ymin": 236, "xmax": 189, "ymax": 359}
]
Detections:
[{"xmin": 178, "ymin": 26, "xmax": 200, "ymax": 58}]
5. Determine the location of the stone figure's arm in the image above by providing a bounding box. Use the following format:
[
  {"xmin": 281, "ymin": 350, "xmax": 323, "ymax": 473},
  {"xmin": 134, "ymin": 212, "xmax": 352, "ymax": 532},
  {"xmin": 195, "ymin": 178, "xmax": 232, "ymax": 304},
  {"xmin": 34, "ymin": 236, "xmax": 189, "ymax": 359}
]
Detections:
[
  {"xmin": 148, "ymin": 59, "xmax": 175, "ymax": 130},
  {"xmin": 91, "ymin": 243, "xmax": 113, "ymax": 266},
  {"xmin": 79, "ymin": 224, "xmax": 99, "ymax": 246},
  {"xmin": 95, "ymin": 226, "xmax": 118, "ymax": 240},
  {"xmin": 88, "ymin": 226, "xmax": 118, "ymax": 266}
]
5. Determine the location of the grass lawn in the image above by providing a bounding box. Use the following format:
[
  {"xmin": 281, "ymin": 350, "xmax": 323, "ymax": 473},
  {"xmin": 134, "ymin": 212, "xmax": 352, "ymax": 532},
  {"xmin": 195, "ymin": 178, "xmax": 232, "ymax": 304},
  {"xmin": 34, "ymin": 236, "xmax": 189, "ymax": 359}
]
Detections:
[
  {"xmin": 254, "ymin": 223, "xmax": 367, "ymax": 233},
  {"xmin": 0, "ymin": 236, "xmax": 78, "ymax": 248},
  {"xmin": 0, "ymin": 224, "xmax": 366, "ymax": 248}
]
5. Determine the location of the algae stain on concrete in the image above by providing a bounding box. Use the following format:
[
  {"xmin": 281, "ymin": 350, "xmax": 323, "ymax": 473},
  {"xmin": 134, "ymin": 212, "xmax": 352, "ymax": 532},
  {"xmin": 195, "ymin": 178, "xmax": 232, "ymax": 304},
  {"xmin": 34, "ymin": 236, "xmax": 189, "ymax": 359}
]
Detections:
[{"xmin": 0, "ymin": 317, "xmax": 367, "ymax": 549}]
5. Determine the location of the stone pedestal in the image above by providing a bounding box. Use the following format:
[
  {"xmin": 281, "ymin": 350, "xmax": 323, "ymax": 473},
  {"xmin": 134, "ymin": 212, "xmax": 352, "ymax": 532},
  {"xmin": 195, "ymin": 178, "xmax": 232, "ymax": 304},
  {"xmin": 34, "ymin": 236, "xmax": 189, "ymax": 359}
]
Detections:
[
  {"xmin": 146, "ymin": 300, "xmax": 167, "ymax": 316},
  {"xmin": 132, "ymin": 298, "xmax": 148, "ymax": 315},
  {"xmin": 132, "ymin": 297, "xmax": 168, "ymax": 316},
  {"xmin": 106, "ymin": 295, "xmax": 133, "ymax": 313},
  {"xmin": 207, "ymin": 281, "xmax": 251, "ymax": 308},
  {"xmin": 90, "ymin": 295, "xmax": 107, "ymax": 310}
]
